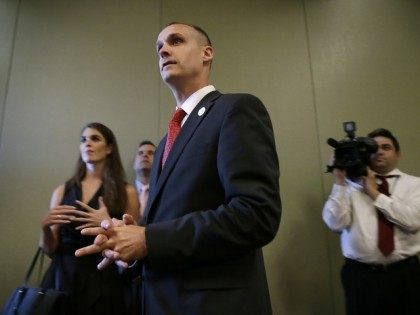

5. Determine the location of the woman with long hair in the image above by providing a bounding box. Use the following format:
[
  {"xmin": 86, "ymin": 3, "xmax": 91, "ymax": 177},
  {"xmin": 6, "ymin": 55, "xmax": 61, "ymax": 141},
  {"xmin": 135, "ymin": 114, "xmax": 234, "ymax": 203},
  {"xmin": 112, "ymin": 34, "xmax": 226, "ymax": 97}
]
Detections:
[{"xmin": 40, "ymin": 122, "xmax": 139, "ymax": 315}]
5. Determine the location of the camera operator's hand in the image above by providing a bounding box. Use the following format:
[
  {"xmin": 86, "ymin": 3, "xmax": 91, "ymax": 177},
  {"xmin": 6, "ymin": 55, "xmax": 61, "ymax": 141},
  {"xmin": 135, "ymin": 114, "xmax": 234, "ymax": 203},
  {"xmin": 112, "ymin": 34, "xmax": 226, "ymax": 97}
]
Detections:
[
  {"xmin": 333, "ymin": 169, "xmax": 347, "ymax": 185},
  {"xmin": 328, "ymin": 155, "xmax": 346, "ymax": 185},
  {"xmin": 362, "ymin": 168, "xmax": 380, "ymax": 200}
]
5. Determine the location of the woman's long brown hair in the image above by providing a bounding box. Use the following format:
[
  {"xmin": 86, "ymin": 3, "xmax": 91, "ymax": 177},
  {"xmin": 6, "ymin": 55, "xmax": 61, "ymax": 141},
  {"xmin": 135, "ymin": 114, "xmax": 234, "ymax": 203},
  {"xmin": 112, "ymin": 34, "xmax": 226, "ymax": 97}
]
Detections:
[{"xmin": 67, "ymin": 122, "xmax": 127, "ymax": 218}]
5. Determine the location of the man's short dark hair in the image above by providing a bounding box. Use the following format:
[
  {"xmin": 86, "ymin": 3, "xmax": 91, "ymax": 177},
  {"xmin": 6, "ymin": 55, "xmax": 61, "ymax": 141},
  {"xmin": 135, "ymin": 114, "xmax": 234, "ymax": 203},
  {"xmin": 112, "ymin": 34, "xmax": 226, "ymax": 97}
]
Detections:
[
  {"xmin": 368, "ymin": 128, "xmax": 400, "ymax": 152},
  {"xmin": 166, "ymin": 22, "xmax": 212, "ymax": 46},
  {"xmin": 139, "ymin": 140, "xmax": 156, "ymax": 148}
]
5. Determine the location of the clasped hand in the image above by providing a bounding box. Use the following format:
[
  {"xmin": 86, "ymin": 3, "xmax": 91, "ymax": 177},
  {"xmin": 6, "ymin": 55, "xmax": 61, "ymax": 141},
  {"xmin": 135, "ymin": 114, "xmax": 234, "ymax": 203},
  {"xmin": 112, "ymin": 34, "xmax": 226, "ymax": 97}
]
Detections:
[{"xmin": 75, "ymin": 214, "xmax": 147, "ymax": 270}]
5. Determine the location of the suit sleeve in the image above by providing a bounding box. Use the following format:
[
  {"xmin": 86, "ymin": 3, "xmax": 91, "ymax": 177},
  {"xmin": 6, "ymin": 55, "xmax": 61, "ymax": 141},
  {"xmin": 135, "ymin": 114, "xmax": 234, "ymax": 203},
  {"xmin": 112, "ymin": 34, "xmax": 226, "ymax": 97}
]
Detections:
[{"xmin": 145, "ymin": 94, "xmax": 281, "ymax": 271}]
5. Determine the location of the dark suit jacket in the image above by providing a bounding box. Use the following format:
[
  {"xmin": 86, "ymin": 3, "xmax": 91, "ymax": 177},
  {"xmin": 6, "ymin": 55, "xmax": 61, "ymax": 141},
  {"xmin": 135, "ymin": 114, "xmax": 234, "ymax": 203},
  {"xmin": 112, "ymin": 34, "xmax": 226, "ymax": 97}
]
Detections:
[{"xmin": 141, "ymin": 91, "xmax": 281, "ymax": 315}]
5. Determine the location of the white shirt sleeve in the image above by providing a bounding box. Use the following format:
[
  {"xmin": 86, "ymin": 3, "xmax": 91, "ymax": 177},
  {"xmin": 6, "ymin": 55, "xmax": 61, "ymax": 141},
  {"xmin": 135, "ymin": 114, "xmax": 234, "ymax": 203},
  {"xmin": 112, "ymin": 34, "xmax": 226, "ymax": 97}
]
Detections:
[{"xmin": 322, "ymin": 184, "xmax": 353, "ymax": 232}]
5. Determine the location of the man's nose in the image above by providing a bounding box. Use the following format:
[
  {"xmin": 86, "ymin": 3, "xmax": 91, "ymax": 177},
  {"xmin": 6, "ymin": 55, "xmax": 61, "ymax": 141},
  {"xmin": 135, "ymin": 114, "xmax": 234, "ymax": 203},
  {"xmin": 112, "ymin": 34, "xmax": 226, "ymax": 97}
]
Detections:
[{"xmin": 159, "ymin": 43, "xmax": 170, "ymax": 57}]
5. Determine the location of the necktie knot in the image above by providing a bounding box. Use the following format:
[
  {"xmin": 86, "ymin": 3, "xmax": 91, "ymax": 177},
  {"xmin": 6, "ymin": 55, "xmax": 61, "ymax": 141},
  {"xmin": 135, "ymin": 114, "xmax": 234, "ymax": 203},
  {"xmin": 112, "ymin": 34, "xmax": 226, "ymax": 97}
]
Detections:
[
  {"xmin": 375, "ymin": 175, "xmax": 390, "ymax": 196},
  {"xmin": 375, "ymin": 175, "xmax": 399, "ymax": 196},
  {"xmin": 375, "ymin": 174, "xmax": 397, "ymax": 180},
  {"xmin": 171, "ymin": 108, "xmax": 187, "ymax": 124}
]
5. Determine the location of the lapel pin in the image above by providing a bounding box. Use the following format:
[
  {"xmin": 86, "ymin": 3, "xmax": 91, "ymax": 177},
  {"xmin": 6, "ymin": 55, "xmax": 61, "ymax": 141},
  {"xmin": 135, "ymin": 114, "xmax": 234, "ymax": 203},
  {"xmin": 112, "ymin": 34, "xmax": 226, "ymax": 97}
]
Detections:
[{"xmin": 198, "ymin": 107, "xmax": 206, "ymax": 116}]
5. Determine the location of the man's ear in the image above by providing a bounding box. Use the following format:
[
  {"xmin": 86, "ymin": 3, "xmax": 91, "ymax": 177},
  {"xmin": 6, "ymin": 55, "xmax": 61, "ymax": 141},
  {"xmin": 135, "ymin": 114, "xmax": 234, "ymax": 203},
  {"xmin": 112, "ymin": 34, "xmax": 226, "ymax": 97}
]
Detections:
[{"xmin": 202, "ymin": 46, "xmax": 213, "ymax": 64}]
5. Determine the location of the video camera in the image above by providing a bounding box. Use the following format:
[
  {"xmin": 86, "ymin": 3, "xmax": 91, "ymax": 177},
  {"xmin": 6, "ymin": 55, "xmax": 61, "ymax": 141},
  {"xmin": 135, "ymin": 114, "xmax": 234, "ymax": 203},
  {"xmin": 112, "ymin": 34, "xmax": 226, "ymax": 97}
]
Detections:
[{"xmin": 326, "ymin": 121, "xmax": 378, "ymax": 181}]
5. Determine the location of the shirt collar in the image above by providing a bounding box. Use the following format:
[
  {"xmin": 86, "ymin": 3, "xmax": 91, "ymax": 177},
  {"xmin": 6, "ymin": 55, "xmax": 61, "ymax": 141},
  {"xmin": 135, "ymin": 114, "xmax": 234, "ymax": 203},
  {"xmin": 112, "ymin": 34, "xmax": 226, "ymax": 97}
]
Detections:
[
  {"xmin": 177, "ymin": 85, "xmax": 216, "ymax": 116},
  {"xmin": 345, "ymin": 178, "xmax": 363, "ymax": 190},
  {"xmin": 135, "ymin": 180, "xmax": 149, "ymax": 192},
  {"xmin": 382, "ymin": 168, "xmax": 402, "ymax": 177},
  {"xmin": 345, "ymin": 168, "xmax": 402, "ymax": 190}
]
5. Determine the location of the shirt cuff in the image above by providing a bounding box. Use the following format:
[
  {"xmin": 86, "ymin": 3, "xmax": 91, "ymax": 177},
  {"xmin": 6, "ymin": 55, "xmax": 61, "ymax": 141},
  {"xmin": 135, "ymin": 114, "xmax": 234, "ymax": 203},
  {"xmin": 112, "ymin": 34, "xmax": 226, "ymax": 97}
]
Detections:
[
  {"xmin": 374, "ymin": 193, "xmax": 391, "ymax": 213},
  {"xmin": 128, "ymin": 260, "xmax": 138, "ymax": 269}
]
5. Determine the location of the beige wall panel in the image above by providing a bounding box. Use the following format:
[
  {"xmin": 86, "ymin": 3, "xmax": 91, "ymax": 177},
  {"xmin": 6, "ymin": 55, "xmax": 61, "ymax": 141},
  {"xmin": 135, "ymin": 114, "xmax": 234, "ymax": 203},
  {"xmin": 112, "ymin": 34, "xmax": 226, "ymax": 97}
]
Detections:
[
  {"xmin": 306, "ymin": 1, "xmax": 420, "ymax": 314},
  {"xmin": 307, "ymin": 0, "xmax": 420, "ymax": 171},
  {"xmin": 0, "ymin": 0, "xmax": 20, "ymax": 140},
  {"xmin": 0, "ymin": 0, "xmax": 161, "ymax": 303}
]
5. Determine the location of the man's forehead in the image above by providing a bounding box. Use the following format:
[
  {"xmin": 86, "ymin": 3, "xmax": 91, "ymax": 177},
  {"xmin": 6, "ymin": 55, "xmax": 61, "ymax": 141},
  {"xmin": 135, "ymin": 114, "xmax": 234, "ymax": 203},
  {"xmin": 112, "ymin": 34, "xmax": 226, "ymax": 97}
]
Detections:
[
  {"xmin": 374, "ymin": 136, "xmax": 394, "ymax": 146},
  {"xmin": 157, "ymin": 24, "xmax": 195, "ymax": 41},
  {"xmin": 139, "ymin": 144, "xmax": 156, "ymax": 151}
]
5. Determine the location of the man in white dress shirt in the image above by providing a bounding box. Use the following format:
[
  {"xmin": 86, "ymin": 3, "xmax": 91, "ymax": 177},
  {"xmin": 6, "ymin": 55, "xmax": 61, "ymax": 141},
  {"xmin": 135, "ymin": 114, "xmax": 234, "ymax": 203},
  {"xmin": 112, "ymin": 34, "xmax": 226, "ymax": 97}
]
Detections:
[{"xmin": 323, "ymin": 128, "xmax": 420, "ymax": 315}]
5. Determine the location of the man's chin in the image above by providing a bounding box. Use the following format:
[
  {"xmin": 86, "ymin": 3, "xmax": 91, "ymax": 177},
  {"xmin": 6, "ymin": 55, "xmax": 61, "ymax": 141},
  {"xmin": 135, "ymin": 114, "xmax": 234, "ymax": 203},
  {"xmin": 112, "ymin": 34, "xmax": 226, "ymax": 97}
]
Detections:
[
  {"xmin": 371, "ymin": 165, "xmax": 391, "ymax": 174},
  {"xmin": 161, "ymin": 72, "xmax": 183, "ymax": 84},
  {"xmin": 161, "ymin": 71, "xmax": 173, "ymax": 80},
  {"xmin": 372, "ymin": 160, "xmax": 385, "ymax": 167}
]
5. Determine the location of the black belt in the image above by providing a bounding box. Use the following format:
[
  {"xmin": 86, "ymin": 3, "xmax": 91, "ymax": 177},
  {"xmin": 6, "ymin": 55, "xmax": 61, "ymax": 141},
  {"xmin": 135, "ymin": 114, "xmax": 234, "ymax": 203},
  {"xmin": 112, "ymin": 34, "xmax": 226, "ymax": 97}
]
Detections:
[{"xmin": 345, "ymin": 256, "xmax": 419, "ymax": 272}]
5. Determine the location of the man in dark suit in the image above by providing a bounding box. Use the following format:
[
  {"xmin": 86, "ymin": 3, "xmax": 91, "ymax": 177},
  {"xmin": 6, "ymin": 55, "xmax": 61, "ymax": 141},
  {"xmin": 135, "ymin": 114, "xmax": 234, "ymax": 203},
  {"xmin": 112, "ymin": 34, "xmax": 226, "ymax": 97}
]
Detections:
[{"xmin": 76, "ymin": 22, "xmax": 281, "ymax": 315}]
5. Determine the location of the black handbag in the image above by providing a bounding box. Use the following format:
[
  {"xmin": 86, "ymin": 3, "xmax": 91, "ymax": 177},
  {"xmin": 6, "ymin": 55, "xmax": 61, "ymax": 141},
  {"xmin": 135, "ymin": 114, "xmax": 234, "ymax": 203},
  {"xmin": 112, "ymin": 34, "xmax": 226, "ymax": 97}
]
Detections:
[{"xmin": 1, "ymin": 247, "xmax": 66, "ymax": 315}]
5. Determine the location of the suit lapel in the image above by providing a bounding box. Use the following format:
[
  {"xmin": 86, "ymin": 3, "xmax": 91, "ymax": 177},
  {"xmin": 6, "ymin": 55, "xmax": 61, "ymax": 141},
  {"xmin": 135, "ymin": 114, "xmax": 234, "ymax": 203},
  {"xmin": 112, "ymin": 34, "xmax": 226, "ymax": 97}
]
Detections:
[
  {"xmin": 150, "ymin": 139, "xmax": 165, "ymax": 190},
  {"xmin": 145, "ymin": 90, "xmax": 221, "ymax": 222}
]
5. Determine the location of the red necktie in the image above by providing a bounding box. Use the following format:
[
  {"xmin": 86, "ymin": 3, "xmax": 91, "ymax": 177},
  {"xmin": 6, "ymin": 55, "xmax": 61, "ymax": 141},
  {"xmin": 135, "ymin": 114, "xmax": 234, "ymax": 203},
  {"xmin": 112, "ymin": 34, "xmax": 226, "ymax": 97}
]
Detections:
[
  {"xmin": 376, "ymin": 175, "xmax": 394, "ymax": 256},
  {"xmin": 162, "ymin": 108, "xmax": 187, "ymax": 166}
]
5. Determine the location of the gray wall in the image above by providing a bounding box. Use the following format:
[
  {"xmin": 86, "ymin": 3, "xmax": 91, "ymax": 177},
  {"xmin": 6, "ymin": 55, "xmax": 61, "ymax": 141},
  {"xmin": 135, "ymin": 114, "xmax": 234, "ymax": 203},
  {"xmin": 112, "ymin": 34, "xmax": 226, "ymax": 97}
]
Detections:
[{"xmin": 1, "ymin": 1, "xmax": 419, "ymax": 314}]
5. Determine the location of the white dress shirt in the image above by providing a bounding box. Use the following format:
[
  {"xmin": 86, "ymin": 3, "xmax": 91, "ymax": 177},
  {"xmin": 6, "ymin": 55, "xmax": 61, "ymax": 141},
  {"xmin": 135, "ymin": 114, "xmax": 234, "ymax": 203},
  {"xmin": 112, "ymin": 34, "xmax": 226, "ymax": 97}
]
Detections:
[
  {"xmin": 136, "ymin": 180, "xmax": 149, "ymax": 218},
  {"xmin": 135, "ymin": 180, "xmax": 149, "ymax": 194},
  {"xmin": 177, "ymin": 85, "xmax": 216, "ymax": 126},
  {"xmin": 323, "ymin": 168, "xmax": 420, "ymax": 264}
]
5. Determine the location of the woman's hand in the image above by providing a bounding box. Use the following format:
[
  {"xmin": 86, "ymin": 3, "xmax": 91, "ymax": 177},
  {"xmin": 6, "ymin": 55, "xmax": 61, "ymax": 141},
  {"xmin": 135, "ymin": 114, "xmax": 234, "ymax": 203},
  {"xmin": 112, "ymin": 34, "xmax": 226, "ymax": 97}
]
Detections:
[
  {"xmin": 72, "ymin": 197, "xmax": 112, "ymax": 230},
  {"xmin": 41, "ymin": 205, "xmax": 77, "ymax": 230}
]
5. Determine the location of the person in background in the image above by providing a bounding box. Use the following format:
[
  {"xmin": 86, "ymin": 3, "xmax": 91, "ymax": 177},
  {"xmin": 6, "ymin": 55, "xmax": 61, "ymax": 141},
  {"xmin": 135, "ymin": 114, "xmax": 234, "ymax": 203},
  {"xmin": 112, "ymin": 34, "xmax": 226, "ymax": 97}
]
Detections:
[
  {"xmin": 40, "ymin": 122, "xmax": 139, "ymax": 315},
  {"xmin": 123, "ymin": 140, "xmax": 156, "ymax": 315},
  {"xmin": 133, "ymin": 140, "xmax": 156, "ymax": 220},
  {"xmin": 323, "ymin": 128, "xmax": 420, "ymax": 315},
  {"xmin": 76, "ymin": 23, "xmax": 281, "ymax": 315}
]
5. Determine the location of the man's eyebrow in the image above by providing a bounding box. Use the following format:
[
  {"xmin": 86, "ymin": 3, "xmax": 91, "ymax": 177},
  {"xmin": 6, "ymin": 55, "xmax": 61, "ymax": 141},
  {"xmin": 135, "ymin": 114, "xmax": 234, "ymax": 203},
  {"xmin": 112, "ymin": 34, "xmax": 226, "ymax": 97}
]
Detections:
[
  {"xmin": 157, "ymin": 33, "xmax": 184, "ymax": 43},
  {"xmin": 379, "ymin": 144, "xmax": 392, "ymax": 148}
]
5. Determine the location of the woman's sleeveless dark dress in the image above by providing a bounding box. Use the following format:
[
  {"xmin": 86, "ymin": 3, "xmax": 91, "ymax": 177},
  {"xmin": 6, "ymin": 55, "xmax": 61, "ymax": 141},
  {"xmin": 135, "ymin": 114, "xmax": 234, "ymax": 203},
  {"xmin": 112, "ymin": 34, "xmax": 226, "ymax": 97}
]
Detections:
[{"xmin": 42, "ymin": 182, "xmax": 126, "ymax": 315}]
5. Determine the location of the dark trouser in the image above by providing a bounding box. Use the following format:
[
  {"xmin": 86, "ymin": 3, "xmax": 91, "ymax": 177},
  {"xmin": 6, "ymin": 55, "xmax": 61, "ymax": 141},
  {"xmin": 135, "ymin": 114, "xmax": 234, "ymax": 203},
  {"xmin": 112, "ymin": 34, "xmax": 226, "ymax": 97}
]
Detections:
[
  {"xmin": 121, "ymin": 267, "xmax": 142, "ymax": 315},
  {"xmin": 128, "ymin": 281, "xmax": 142, "ymax": 315},
  {"xmin": 341, "ymin": 256, "xmax": 420, "ymax": 315}
]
